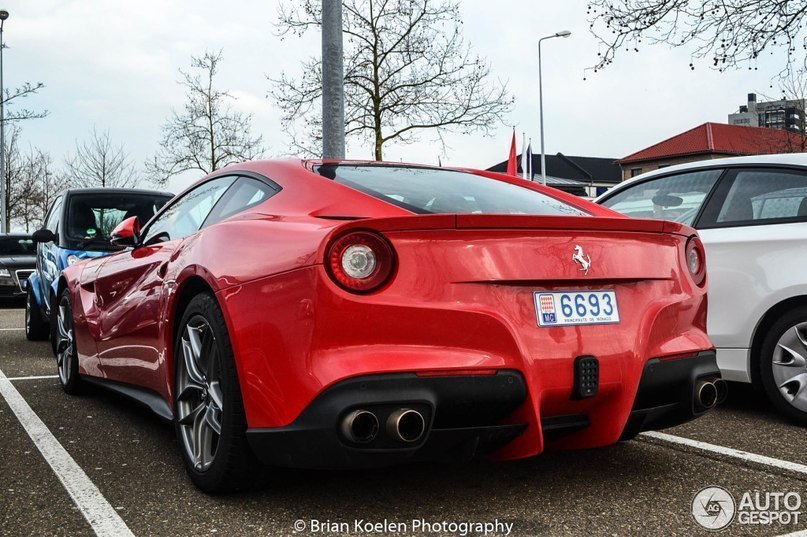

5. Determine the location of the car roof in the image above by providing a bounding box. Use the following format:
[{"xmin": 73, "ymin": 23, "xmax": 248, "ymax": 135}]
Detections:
[
  {"xmin": 598, "ymin": 153, "xmax": 807, "ymax": 201},
  {"xmin": 200, "ymin": 158, "xmax": 611, "ymax": 218}
]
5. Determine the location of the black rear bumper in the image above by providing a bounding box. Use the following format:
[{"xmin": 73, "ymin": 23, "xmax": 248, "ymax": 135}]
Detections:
[
  {"xmin": 246, "ymin": 352, "xmax": 720, "ymax": 468},
  {"xmin": 620, "ymin": 350, "xmax": 721, "ymax": 440},
  {"xmin": 246, "ymin": 371, "xmax": 528, "ymax": 469}
]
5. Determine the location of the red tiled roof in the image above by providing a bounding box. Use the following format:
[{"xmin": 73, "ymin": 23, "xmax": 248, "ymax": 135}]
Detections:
[{"xmin": 618, "ymin": 122, "xmax": 806, "ymax": 164}]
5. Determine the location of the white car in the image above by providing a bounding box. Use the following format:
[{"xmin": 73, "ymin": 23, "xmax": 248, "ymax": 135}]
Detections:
[{"xmin": 597, "ymin": 153, "xmax": 807, "ymax": 425}]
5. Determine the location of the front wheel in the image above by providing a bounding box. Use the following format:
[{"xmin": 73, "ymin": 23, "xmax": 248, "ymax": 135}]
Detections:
[
  {"xmin": 759, "ymin": 307, "xmax": 807, "ymax": 426},
  {"xmin": 173, "ymin": 293, "xmax": 259, "ymax": 493},
  {"xmin": 25, "ymin": 286, "xmax": 49, "ymax": 341},
  {"xmin": 55, "ymin": 289, "xmax": 83, "ymax": 394}
]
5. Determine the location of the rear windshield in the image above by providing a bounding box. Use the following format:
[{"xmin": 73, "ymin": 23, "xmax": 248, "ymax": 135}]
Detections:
[
  {"xmin": 0, "ymin": 236, "xmax": 35, "ymax": 256},
  {"xmin": 315, "ymin": 164, "xmax": 589, "ymax": 217},
  {"xmin": 66, "ymin": 193, "xmax": 172, "ymax": 250}
]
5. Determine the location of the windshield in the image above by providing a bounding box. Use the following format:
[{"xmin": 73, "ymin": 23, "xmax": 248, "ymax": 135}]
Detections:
[
  {"xmin": 315, "ymin": 164, "xmax": 589, "ymax": 217},
  {"xmin": 0, "ymin": 236, "xmax": 35, "ymax": 256},
  {"xmin": 66, "ymin": 193, "xmax": 172, "ymax": 250}
]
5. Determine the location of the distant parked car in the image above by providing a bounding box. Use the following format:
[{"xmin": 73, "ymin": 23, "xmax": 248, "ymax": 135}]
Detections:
[
  {"xmin": 597, "ymin": 153, "xmax": 807, "ymax": 425},
  {"xmin": 26, "ymin": 188, "xmax": 173, "ymax": 342},
  {"xmin": 0, "ymin": 234, "xmax": 36, "ymax": 300}
]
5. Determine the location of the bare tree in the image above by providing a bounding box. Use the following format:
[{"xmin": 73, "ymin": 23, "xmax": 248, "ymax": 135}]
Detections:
[
  {"xmin": 29, "ymin": 148, "xmax": 65, "ymax": 227},
  {"xmin": 587, "ymin": 0, "xmax": 807, "ymax": 77},
  {"xmin": 3, "ymin": 81, "xmax": 48, "ymax": 122},
  {"xmin": 11, "ymin": 148, "xmax": 58, "ymax": 231},
  {"xmin": 2, "ymin": 130, "xmax": 66, "ymax": 232},
  {"xmin": 270, "ymin": 0, "xmax": 513, "ymax": 160},
  {"xmin": 2, "ymin": 125, "xmax": 22, "ymax": 231},
  {"xmin": 63, "ymin": 128, "xmax": 138, "ymax": 188},
  {"xmin": 146, "ymin": 51, "xmax": 265, "ymax": 185}
]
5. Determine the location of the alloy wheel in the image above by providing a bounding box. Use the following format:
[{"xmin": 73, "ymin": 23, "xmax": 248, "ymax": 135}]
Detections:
[
  {"xmin": 55, "ymin": 299, "xmax": 74, "ymax": 385},
  {"xmin": 176, "ymin": 316, "xmax": 224, "ymax": 472}
]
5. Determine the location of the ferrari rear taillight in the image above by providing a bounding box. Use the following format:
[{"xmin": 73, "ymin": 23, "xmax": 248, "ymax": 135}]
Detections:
[
  {"xmin": 685, "ymin": 236, "xmax": 706, "ymax": 287},
  {"xmin": 327, "ymin": 231, "xmax": 395, "ymax": 293}
]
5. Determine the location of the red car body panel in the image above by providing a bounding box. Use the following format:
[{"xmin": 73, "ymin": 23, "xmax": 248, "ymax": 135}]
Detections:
[{"xmin": 61, "ymin": 159, "xmax": 715, "ymax": 466}]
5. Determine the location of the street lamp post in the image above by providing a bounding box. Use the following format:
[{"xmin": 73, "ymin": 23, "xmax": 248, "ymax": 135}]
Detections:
[
  {"xmin": 538, "ymin": 30, "xmax": 571, "ymax": 186},
  {"xmin": 0, "ymin": 10, "xmax": 8, "ymax": 234},
  {"xmin": 322, "ymin": 0, "xmax": 345, "ymax": 160}
]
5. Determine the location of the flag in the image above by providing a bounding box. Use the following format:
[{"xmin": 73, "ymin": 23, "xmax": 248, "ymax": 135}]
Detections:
[
  {"xmin": 506, "ymin": 129, "xmax": 517, "ymax": 176},
  {"xmin": 526, "ymin": 140, "xmax": 534, "ymax": 181},
  {"xmin": 521, "ymin": 132, "xmax": 527, "ymax": 179}
]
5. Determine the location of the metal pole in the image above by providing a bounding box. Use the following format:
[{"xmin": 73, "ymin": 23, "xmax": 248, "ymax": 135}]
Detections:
[
  {"xmin": 0, "ymin": 15, "xmax": 6, "ymax": 233},
  {"xmin": 538, "ymin": 31, "xmax": 571, "ymax": 187},
  {"xmin": 321, "ymin": 0, "xmax": 345, "ymax": 159},
  {"xmin": 538, "ymin": 37, "xmax": 546, "ymax": 186}
]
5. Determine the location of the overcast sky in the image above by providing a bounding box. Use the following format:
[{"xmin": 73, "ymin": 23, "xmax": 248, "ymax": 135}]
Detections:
[{"xmin": 5, "ymin": 0, "xmax": 785, "ymax": 193}]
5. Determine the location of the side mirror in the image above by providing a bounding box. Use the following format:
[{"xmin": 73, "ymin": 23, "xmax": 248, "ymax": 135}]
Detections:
[
  {"xmin": 32, "ymin": 229, "xmax": 57, "ymax": 243},
  {"xmin": 110, "ymin": 216, "xmax": 141, "ymax": 248}
]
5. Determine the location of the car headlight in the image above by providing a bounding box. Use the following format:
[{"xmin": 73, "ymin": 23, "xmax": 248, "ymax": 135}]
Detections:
[
  {"xmin": 0, "ymin": 267, "xmax": 10, "ymax": 278},
  {"xmin": 66, "ymin": 254, "xmax": 80, "ymax": 266}
]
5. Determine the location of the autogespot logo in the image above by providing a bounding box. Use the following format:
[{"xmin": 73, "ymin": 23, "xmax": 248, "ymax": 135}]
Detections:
[{"xmin": 692, "ymin": 486, "xmax": 736, "ymax": 531}]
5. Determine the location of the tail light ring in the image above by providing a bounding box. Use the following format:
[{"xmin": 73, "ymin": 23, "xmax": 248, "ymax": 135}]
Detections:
[
  {"xmin": 685, "ymin": 235, "xmax": 706, "ymax": 287},
  {"xmin": 326, "ymin": 231, "xmax": 396, "ymax": 293}
]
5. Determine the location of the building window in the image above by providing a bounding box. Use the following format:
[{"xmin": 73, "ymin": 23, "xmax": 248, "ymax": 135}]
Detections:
[{"xmin": 630, "ymin": 168, "xmax": 642, "ymax": 177}]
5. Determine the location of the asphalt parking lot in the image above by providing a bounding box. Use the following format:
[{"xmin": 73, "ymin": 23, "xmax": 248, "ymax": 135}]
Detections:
[{"xmin": 0, "ymin": 304, "xmax": 805, "ymax": 537}]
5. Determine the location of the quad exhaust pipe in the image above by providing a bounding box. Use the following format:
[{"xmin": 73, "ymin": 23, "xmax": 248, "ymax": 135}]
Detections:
[
  {"xmin": 695, "ymin": 378, "xmax": 728, "ymax": 410},
  {"xmin": 386, "ymin": 408, "xmax": 426, "ymax": 443},
  {"xmin": 340, "ymin": 409, "xmax": 379, "ymax": 444},
  {"xmin": 340, "ymin": 408, "xmax": 427, "ymax": 444}
]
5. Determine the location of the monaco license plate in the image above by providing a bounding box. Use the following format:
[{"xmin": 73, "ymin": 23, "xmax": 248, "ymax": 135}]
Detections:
[{"xmin": 534, "ymin": 290, "xmax": 620, "ymax": 327}]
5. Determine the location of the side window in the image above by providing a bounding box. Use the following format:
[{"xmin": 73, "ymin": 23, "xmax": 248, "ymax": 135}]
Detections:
[
  {"xmin": 600, "ymin": 169, "xmax": 722, "ymax": 226},
  {"xmin": 142, "ymin": 176, "xmax": 236, "ymax": 244},
  {"xmin": 202, "ymin": 177, "xmax": 278, "ymax": 228},
  {"xmin": 45, "ymin": 198, "xmax": 62, "ymax": 232},
  {"xmin": 711, "ymin": 169, "xmax": 807, "ymax": 225}
]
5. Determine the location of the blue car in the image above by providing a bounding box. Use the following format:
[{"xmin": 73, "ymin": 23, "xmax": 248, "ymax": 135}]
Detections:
[{"xmin": 26, "ymin": 188, "xmax": 173, "ymax": 341}]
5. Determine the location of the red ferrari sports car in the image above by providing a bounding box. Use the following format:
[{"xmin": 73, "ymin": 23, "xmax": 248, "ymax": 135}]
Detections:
[{"xmin": 56, "ymin": 160, "xmax": 722, "ymax": 492}]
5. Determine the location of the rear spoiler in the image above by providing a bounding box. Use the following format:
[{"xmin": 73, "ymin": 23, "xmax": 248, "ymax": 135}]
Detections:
[{"xmin": 322, "ymin": 213, "xmax": 694, "ymax": 237}]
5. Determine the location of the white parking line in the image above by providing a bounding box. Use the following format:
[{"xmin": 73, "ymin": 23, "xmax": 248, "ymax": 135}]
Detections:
[
  {"xmin": 778, "ymin": 529, "xmax": 807, "ymax": 537},
  {"xmin": 7, "ymin": 375, "xmax": 59, "ymax": 381},
  {"xmin": 0, "ymin": 367, "xmax": 135, "ymax": 537},
  {"xmin": 0, "ymin": 328, "xmax": 24, "ymax": 331},
  {"xmin": 641, "ymin": 431, "xmax": 807, "ymax": 477}
]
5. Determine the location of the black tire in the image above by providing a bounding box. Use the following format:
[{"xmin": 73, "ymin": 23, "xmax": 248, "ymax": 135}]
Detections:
[
  {"xmin": 173, "ymin": 293, "xmax": 259, "ymax": 493},
  {"xmin": 25, "ymin": 286, "xmax": 49, "ymax": 341},
  {"xmin": 55, "ymin": 289, "xmax": 83, "ymax": 394},
  {"xmin": 759, "ymin": 306, "xmax": 807, "ymax": 426}
]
